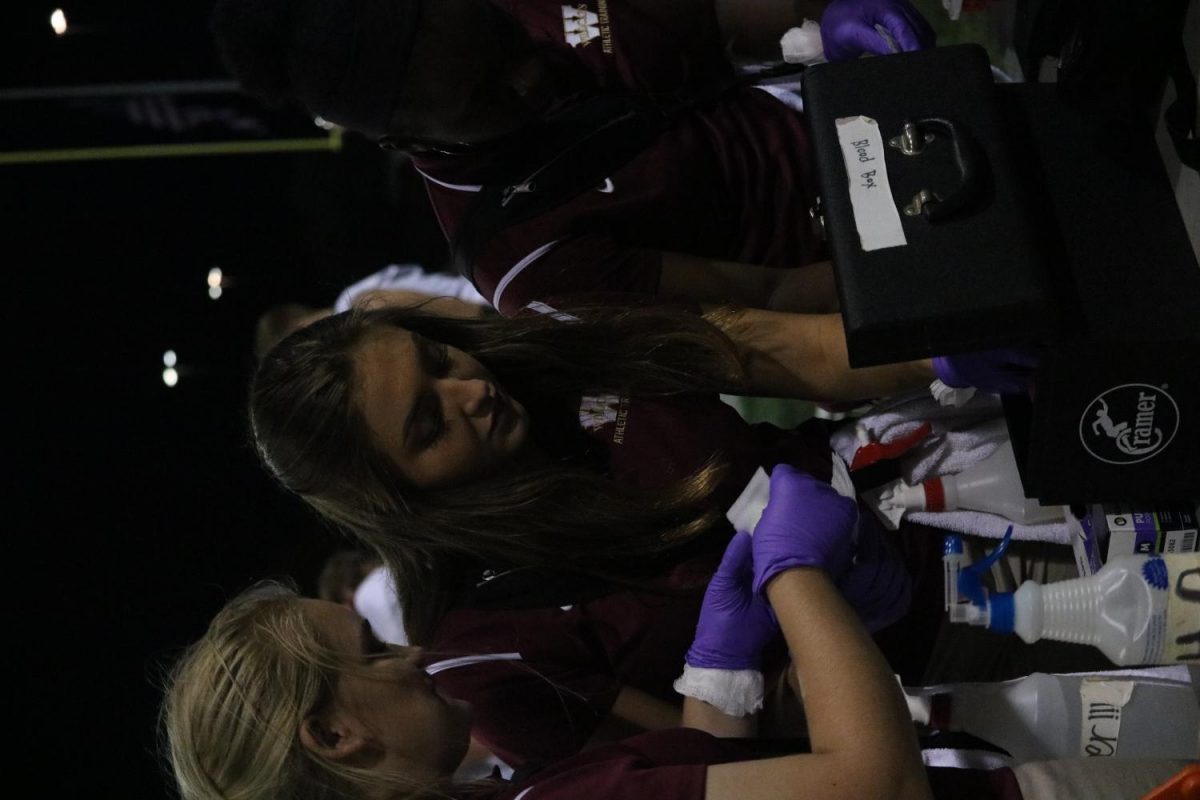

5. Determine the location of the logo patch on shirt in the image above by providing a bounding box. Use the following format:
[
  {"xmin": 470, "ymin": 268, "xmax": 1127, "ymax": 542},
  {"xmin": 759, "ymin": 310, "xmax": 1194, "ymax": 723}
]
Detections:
[
  {"xmin": 561, "ymin": 2, "xmax": 612, "ymax": 53},
  {"xmin": 579, "ymin": 393, "xmax": 621, "ymax": 431},
  {"xmin": 579, "ymin": 392, "xmax": 630, "ymax": 443}
]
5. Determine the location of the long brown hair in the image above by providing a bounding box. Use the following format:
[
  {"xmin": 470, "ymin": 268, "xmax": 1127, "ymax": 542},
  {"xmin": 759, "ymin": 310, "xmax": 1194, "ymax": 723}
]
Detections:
[{"xmin": 250, "ymin": 303, "xmax": 747, "ymax": 642}]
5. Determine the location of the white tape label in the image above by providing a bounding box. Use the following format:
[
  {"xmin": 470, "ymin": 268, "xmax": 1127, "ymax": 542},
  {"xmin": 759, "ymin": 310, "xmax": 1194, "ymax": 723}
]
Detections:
[
  {"xmin": 1078, "ymin": 679, "xmax": 1134, "ymax": 757},
  {"xmin": 835, "ymin": 115, "xmax": 908, "ymax": 252}
]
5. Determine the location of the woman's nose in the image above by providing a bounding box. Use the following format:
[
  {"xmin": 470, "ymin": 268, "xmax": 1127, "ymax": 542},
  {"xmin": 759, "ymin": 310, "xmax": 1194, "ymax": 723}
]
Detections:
[{"xmin": 449, "ymin": 377, "xmax": 494, "ymax": 417}]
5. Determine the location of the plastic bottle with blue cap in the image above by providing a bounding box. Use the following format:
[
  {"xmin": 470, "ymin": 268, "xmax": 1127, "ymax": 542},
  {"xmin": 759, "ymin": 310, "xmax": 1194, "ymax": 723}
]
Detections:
[
  {"xmin": 941, "ymin": 535, "xmax": 970, "ymax": 620},
  {"xmin": 948, "ymin": 528, "xmax": 1200, "ymax": 666},
  {"xmin": 886, "ymin": 440, "xmax": 1065, "ymax": 526}
]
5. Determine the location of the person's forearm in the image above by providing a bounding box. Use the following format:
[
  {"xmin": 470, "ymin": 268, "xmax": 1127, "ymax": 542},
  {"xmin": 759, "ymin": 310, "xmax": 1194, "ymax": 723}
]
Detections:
[
  {"xmin": 767, "ymin": 569, "xmax": 927, "ymax": 789},
  {"xmin": 708, "ymin": 307, "xmax": 933, "ymax": 402},
  {"xmin": 765, "ymin": 260, "xmax": 841, "ymax": 314},
  {"xmin": 611, "ymin": 685, "xmax": 683, "ymax": 731},
  {"xmin": 658, "ymin": 253, "xmax": 840, "ymax": 313},
  {"xmin": 682, "ymin": 696, "xmax": 757, "ymax": 738}
]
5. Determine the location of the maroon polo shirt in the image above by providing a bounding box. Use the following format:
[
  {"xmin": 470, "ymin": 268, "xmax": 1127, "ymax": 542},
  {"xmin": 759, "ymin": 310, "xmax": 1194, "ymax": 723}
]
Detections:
[
  {"xmin": 430, "ymin": 390, "xmax": 834, "ymax": 766},
  {"xmin": 462, "ymin": 729, "xmax": 1024, "ymax": 800},
  {"xmin": 412, "ymin": 0, "xmax": 823, "ymax": 316}
]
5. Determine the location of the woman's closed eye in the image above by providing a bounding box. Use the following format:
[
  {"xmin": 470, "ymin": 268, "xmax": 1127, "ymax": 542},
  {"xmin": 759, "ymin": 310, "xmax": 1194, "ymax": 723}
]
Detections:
[{"xmin": 416, "ymin": 395, "xmax": 446, "ymax": 450}]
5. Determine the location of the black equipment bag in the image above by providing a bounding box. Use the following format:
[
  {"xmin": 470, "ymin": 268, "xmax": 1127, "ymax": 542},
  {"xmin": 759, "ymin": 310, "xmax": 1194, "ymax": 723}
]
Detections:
[
  {"xmin": 997, "ymin": 83, "xmax": 1200, "ymax": 505},
  {"xmin": 801, "ymin": 44, "xmax": 1054, "ymax": 367}
]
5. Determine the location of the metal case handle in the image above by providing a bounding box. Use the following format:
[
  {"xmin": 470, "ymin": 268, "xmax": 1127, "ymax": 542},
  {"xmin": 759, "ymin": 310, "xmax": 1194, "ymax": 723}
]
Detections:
[{"xmin": 889, "ymin": 117, "xmax": 985, "ymax": 223}]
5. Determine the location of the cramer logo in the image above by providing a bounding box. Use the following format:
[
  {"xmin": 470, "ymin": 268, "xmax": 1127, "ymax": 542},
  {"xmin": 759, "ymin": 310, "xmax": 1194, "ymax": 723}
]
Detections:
[
  {"xmin": 561, "ymin": 3, "xmax": 613, "ymax": 52},
  {"xmin": 1079, "ymin": 383, "xmax": 1180, "ymax": 465}
]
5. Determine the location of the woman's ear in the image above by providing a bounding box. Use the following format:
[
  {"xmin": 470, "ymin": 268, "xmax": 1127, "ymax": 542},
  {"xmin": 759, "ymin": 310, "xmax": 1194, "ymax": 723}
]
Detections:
[{"xmin": 298, "ymin": 710, "xmax": 370, "ymax": 762}]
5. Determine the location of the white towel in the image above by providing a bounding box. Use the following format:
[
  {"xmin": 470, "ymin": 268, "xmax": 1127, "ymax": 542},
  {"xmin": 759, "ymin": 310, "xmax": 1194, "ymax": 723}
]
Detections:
[
  {"xmin": 903, "ymin": 416, "xmax": 1010, "ymax": 485},
  {"xmin": 831, "ymin": 389, "xmax": 1006, "ymax": 482},
  {"xmin": 837, "ymin": 391, "xmax": 1071, "ymax": 544},
  {"xmin": 860, "ymin": 483, "xmax": 1071, "ymax": 544},
  {"xmin": 905, "ymin": 508, "xmax": 1072, "ymax": 545}
]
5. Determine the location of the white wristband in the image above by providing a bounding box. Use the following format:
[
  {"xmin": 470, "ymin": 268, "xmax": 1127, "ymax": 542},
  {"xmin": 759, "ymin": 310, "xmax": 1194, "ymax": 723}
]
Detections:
[
  {"xmin": 930, "ymin": 378, "xmax": 976, "ymax": 407},
  {"xmin": 673, "ymin": 664, "xmax": 764, "ymax": 718}
]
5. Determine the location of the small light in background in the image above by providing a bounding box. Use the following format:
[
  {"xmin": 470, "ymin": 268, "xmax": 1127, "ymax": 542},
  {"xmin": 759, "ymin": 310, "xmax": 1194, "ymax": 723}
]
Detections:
[
  {"xmin": 162, "ymin": 367, "xmax": 179, "ymax": 387},
  {"xmin": 162, "ymin": 349, "xmax": 177, "ymax": 368},
  {"xmin": 50, "ymin": 8, "xmax": 68, "ymax": 35},
  {"xmin": 313, "ymin": 116, "xmax": 336, "ymax": 130},
  {"xmin": 207, "ymin": 267, "xmax": 225, "ymax": 300}
]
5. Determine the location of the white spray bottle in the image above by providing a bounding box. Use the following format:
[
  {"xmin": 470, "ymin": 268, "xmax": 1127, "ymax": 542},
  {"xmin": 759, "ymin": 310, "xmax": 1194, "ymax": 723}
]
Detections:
[{"xmin": 887, "ymin": 439, "xmax": 1064, "ymax": 525}]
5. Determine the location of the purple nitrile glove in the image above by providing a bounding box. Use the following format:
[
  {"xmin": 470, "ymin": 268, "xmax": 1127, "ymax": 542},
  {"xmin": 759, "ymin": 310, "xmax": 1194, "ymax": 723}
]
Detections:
[
  {"xmin": 686, "ymin": 531, "xmax": 780, "ymax": 671},
  {"xmin": 820, "ymin": 0, "xmax": 937, "ymax": 62},
  {"xmin": 932, "ymin": 347, "xmax": 1040, "ymax": 395},
  {"xmin": 836, "ymin": 513, "xmax": 912, "ymax": 632},
  {"xmin": 751, "ymin": 465, "xmax": 858, "ymax": 596}
]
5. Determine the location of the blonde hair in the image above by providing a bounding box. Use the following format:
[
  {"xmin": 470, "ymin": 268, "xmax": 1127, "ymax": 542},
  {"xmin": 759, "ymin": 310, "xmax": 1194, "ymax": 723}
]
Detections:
[{"xmin": 160, "ymin": 583, "xmax": 445, "ymax": 800}]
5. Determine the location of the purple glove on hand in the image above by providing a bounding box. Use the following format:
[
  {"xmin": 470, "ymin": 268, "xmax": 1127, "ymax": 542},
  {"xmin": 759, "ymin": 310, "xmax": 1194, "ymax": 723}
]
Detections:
[
  {"xmin": 932, "ymin": 347, "xmax": 1040, "ymax": 395},
  {"xmin": 751, "ymin": 465, "xmax": 857, "ymax": 595},
  {"xmin": 836, "ymin": 513, "xmax": 912, "ymax": 632},
  {"xmin": 820, "ymin": 0, "xmax": 936, "ymax": 62},
  {"xmin": 686, "ymin": 531, "xmax": 779, "ymax": 670}
]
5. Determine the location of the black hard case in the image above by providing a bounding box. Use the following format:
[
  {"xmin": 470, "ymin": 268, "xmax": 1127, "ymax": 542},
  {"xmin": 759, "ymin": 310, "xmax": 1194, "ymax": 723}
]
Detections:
[{"xmin": 802, "ymin": 44, "xmax": 1053, "ymax": 367}]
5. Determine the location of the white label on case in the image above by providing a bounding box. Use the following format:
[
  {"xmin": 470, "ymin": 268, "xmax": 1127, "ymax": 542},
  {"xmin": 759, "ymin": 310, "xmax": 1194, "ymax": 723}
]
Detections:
[{"xmin": 835, "ymin": 115, "xmax": 908, "ymax": 251}]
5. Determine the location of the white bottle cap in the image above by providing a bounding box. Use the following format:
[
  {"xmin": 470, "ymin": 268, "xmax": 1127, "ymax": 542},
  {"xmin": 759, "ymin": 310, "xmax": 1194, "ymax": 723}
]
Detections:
[{"xmin": 891, "ymin": 480, "xmax": 929, "ymax": 511}]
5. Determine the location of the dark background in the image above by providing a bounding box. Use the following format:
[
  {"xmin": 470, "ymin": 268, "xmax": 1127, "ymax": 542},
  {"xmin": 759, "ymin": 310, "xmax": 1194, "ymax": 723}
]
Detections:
[
  {"xmin": 4, "ymin": 2, "xmax": 448, "ymax": 795},
  {"xmin": 5, "ymin": 1, "xmax": 1196, "ymax": 797}
]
